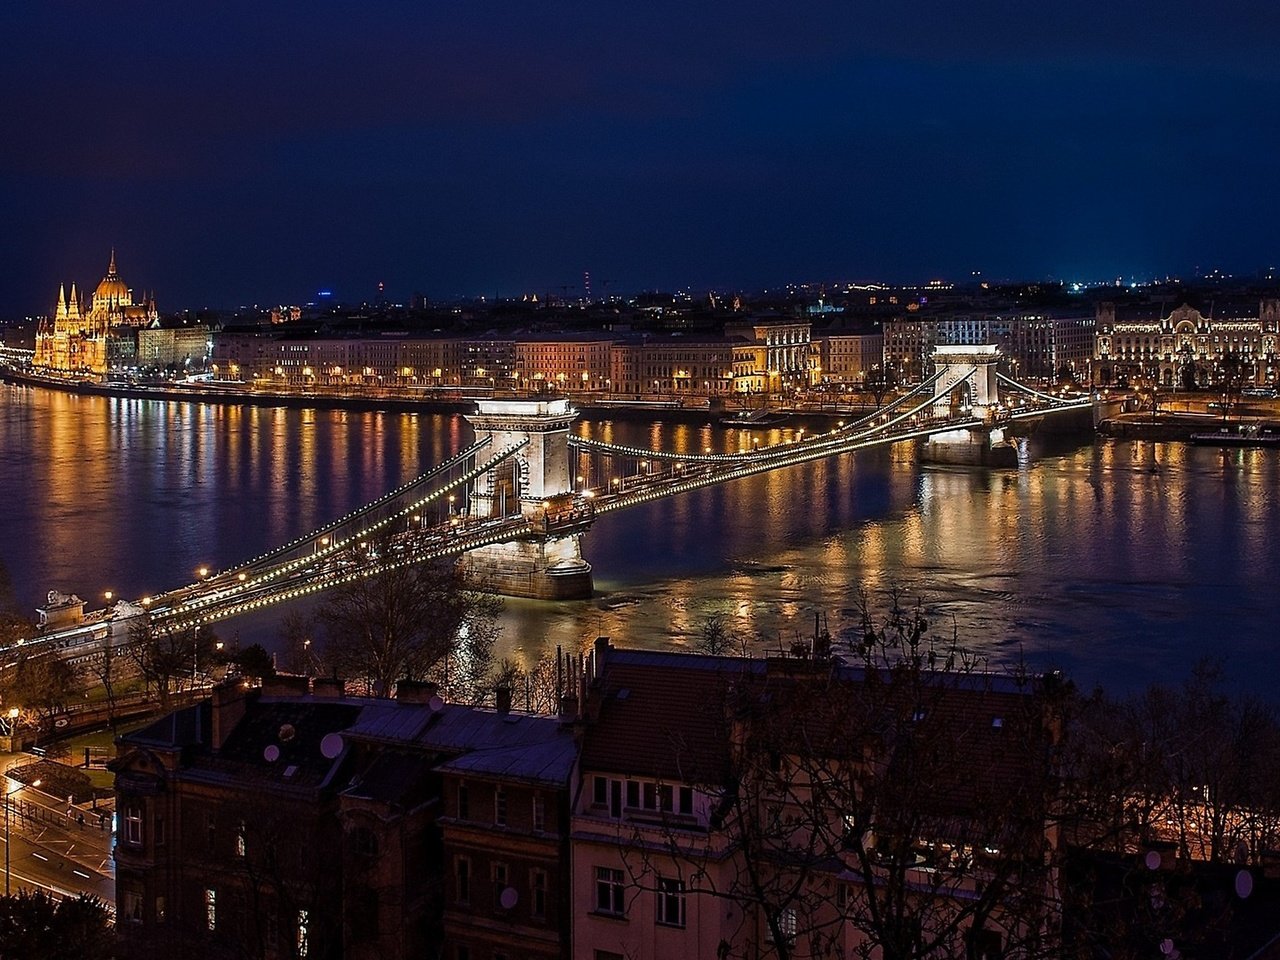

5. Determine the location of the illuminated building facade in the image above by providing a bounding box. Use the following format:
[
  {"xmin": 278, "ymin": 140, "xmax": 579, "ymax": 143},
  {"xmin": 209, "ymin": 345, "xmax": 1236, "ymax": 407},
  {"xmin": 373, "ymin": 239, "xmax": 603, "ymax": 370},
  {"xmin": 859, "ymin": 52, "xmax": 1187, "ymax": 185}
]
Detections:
[
  {"xmin": 608, "ymin": 337, "xmax": 738, "ymax": 396},
  {"xmin": 723, "ymin": 319, "xmax": 816, "ymax": 392},
  {"xmin": 885, "ymin": 312, "xmax": 1094, "ymax": 383},
  {"xmin": 34, "ymin": 251, "xmax": 158, "ymax": 375},
  {"xmin": 1093, "ymin": 299, "xmax": 1280, "ymax": 388},
  {"xmin": 813, "ymin": 332, "xmax": 884, "ymax": 385}
]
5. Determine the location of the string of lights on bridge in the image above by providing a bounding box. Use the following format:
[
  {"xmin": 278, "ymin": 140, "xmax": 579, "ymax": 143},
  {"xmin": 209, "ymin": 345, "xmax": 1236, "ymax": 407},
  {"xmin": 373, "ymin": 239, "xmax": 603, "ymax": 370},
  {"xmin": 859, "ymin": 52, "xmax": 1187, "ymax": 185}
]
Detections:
[
  {"xmin": 59, "ymin": 364, "xmax": 1094, "ymax": 633},
  {"xmin": 150, "ymin": 440, "xmax": 531, "ymax": 621}
]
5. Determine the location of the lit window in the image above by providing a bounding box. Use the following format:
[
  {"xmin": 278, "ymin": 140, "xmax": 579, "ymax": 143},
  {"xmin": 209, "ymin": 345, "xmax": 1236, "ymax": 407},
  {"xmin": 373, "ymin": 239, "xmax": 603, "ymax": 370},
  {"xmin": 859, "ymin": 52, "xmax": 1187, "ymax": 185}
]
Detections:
[
  {"xmin": 204, "ymin": 887, "xmax": 217, "ymax": 932},
  {"xmin": 297, "ymin": 909, "xmax": 309, "ymax": 958}
]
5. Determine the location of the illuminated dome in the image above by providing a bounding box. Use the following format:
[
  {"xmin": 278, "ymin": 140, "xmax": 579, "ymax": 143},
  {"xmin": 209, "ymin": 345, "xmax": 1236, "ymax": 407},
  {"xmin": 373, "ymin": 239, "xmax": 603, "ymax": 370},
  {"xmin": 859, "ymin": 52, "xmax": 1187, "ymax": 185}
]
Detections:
[{"xmin": 93, "ymin": 250, "xmax": 130, "ymax": 304}]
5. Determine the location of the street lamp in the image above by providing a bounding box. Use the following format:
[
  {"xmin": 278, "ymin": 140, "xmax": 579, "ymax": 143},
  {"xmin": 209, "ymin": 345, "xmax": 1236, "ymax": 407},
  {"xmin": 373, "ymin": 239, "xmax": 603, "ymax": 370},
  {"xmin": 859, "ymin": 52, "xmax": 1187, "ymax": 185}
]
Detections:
[{"xmin": 5, "ymin": 775, "xmax": 41, "ymax": 895}]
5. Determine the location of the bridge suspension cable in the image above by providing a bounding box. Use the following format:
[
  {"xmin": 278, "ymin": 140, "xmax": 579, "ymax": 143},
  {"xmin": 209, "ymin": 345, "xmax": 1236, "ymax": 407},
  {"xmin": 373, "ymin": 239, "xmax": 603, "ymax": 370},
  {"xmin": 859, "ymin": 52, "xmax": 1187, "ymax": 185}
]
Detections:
[
  {"xmin": 568, "ymin": 369, "xmax": 951, "ymax": 465},
  {"xmin": 596, "ymin": 417, "xmax": 982, "ymax": 515},
  {"xmin": 150, "ymin": 439, "xmax": 532, "ymax": 621},
  {"xmin": 994, "ymin": 372, "xmax": 1079, "ymax": 406},
  {"xmin": 216, "ymin": 436, "xmax": 493, "ymax": 576}
]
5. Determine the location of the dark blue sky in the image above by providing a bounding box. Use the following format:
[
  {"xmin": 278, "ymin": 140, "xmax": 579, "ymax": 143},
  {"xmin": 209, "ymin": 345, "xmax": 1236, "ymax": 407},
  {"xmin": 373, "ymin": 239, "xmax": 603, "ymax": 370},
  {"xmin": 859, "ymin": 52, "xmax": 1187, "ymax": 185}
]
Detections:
[{"xmin": 3, "ymin": 1, "xmax": 1278, "ymax": 313}]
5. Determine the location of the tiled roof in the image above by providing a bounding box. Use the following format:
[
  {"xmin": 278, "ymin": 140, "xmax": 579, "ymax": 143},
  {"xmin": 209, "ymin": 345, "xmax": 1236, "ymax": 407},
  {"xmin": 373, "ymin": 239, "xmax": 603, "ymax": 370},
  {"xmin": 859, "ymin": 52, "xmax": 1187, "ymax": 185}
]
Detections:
[
  {"xmin": 206, "ymin": 698, "xmax": 363, "ymax": 787},
  {"xmin": 125, "ymin": 701, "xmax": 211, "ymax": 749},
  {"xmin": 342, "ymin": 749, "xmax": 437, "ymax": 808},
  {"xmin": 436, "ymin": 734, "xmax": 577, "ymax": 786},
  {"xmin": 581, "ymin": 649, "xmax": 763, "ymax": 783},
  {"xmin": 348, "ymin": 699, "xmax": 579, "ymax": 786}
]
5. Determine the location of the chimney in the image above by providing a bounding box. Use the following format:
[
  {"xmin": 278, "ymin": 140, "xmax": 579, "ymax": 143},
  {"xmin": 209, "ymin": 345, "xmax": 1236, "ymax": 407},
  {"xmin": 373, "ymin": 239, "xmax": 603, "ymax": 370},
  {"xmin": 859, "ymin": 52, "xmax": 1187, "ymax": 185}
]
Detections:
[
  {"xmin": 211, "ymin": 679, "xmax": 249, "ymax": 752},
  {"xmin": 593, "ymin": 636, "xmax": 611, "ymax": 683},
  {"xmin": 495, "ymin": 686, "xmax": 512, "ymax": 715},
  {"xmin": 395, "ymin": 679, "xmax": 439, "ymax": 704},
  {"xmin": 261, "ymin": 674, "xmax": 310, "ymax": 697},
  {"xmin": 558, "ymin": 653, "xmax": 581, "ymax": 723},
  {"xmin": 312, "ymin": 678, "xmax": 344, "ymax": 699}
]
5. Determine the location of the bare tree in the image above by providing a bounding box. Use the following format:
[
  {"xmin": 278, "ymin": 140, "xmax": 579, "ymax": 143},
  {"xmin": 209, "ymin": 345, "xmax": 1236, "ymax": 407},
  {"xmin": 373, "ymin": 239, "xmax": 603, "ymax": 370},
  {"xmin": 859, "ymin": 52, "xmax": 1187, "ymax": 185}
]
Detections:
[
  {"xmin": 694, "ymin": 613, "xmax": 748, "ymax": 657},
  {"xmin": 316, "ymin": 538, "xmax": 503, "ymax": 698},
  {"xmin": 276, "ymin": 610, "xmax": 317, "ymax": 676},
  {"xmin": 617, "ymin": 593, "xmax": 1065, "ymax": 960},
  {"xmin": 491, "ymin": 649, "xmax": 562, "ymax": 714},
  {"xmin": 81, "ymin": 634, "xmax": 126, "ymax": 737},
  {"xmin": 126, "ymin": 619, "xmax": 215, "ymax": 710}
]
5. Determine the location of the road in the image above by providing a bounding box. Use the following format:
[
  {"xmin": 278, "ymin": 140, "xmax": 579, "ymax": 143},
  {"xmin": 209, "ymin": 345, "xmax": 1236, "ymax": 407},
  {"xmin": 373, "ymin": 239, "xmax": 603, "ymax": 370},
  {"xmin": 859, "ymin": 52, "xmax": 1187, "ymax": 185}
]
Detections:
[{"xmin": 2, "ymin": 783, "xmax": 115, "ymax": 905}]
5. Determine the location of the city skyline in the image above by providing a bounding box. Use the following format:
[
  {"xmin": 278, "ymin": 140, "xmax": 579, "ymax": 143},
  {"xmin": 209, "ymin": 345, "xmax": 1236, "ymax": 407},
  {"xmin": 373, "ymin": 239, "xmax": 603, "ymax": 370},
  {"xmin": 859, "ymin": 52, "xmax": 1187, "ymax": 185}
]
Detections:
[{"xmin": 3, "ymin": 2, "xmax": 1279, "ymax": 314}]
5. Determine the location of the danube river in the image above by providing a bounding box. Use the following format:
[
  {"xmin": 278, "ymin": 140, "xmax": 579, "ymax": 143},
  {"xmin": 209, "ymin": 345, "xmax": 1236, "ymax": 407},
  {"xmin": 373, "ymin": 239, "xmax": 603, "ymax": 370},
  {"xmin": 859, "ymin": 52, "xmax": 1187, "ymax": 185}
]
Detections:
[{"xmin": 3, "ymin": 383, "xmax": 1278, "ymax": 697}]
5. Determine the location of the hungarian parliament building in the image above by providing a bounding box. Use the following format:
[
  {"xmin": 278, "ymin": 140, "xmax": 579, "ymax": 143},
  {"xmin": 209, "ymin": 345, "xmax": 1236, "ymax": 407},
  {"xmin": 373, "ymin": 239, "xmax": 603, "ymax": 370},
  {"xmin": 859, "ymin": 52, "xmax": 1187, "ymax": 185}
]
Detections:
[{"xmin": 33, "ymin": 251, "xmax": 158, "ymax": 374}]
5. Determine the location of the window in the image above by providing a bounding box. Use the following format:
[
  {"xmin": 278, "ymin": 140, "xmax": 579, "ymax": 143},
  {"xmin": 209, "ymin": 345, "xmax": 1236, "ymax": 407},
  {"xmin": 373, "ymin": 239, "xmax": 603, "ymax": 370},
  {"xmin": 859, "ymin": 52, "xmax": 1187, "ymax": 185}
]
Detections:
[
  {"xmin": 155, "ymin": 896, "xmax": 166, "ymax": 924},
  {"xmin": 658, "ymin": 784, "xmax": 674, "ymax": 812},
  {"xmin": 656, "ymin": 877, "xmax": 686, "ymax": 928},
  {"xmin": 296, "ymin": 909, "xmax": 310, "ymax": 958},
  {"xmin": 595, "ymin": 866, "xmax": 625, "ymax": 916},
  {"xmin": 351, "ymin": 826, "xmax": 378, "ymax": 858},
  {"xmin": 495, "ymin": 787, "xmax": 508, "ymax": 826},
  {"xmin": 765, "ymin": 908, "xmax": 798, "ymax": 945},
  {"xmin": 458, "ymin": 783, "xmax": 470, "ymax": 820},
  {"xmin": 456, "ymin": 856, "xmax": 471, "ymax": 904},
  {"xmin": 124, "ymin": 806, "xmax": 143, "ymax": 845},
  {"xmin": 531, "ymin": 869, "xmax": 547, "ymax": 919},
  {"xmin": 593, "ymin": 775, "xmax": 608, "ymax": 806},
  {"xmin": 678, "ymin": 785, "xmax": 694, "ymax": 815},
  {"xmin": 204, "ymin": 887, "xmax": 217, "ymax": 932},
  {"xmin": 236, "ymin": 821, "xmax": 247, "ymax": 858},
  {"xmin": 122, "ymin": 887, "xmax": 143, "ymax": 923},
  {"xmin": 532, "ymin": 794, "xmax": 546, "ymax": 832},
  {"xmin": 492, "ymin": 861, "xmax": 509, "ymax": 902},
  {"xmin": 626, "ymin": 780, "xmax": 640, "ymax": 808},
  {"xmin": 155, "ymin": 815, "xmax": 166, "ymax": 847}
]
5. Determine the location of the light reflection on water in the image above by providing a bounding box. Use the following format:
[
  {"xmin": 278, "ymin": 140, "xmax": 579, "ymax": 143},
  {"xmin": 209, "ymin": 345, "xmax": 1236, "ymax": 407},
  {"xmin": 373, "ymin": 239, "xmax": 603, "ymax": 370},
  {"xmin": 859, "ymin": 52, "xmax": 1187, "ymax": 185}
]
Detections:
[{"xmin": 2, "ymin": 383, "xmax": 1279, "ymax": 697}]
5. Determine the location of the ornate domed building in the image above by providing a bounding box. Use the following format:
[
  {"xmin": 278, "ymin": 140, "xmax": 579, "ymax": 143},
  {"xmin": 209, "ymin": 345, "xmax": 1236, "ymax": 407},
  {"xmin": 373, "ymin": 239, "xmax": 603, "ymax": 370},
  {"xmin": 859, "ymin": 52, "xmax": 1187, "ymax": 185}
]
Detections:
[{"xmin": 34, "ymin": 251, "xmax": 158, "ymax": 374}]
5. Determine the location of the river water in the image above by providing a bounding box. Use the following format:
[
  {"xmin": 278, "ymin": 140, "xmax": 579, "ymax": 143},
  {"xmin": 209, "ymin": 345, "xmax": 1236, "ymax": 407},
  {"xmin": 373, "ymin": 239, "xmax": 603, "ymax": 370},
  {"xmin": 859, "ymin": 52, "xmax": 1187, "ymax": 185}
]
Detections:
[{"xmin": 2, "ymin": 383, "xmax": 1277, "ymax": 697}]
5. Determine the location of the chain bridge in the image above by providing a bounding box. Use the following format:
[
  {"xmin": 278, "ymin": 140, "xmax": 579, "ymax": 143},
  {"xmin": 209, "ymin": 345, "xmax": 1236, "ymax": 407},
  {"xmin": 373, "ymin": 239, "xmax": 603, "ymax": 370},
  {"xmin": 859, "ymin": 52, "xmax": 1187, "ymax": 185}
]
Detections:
[{"xmin": 9, "ymin": 346, "xmax": 1093, "ymax": 661}]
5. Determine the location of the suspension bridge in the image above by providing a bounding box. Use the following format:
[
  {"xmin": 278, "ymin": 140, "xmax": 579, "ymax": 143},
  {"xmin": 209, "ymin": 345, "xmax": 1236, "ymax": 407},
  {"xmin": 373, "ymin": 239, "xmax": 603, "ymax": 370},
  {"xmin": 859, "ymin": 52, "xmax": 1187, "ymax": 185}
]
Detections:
[{"xmin": 8, "ymin": 346, "xmax": 1094, "ymax": 661}]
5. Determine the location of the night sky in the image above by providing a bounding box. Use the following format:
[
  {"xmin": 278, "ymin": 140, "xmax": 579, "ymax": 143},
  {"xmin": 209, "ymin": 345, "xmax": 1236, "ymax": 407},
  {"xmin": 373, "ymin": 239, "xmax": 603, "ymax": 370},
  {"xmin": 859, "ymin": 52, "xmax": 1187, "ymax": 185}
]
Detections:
[{"xmin": 3, "ymin": 2, "xmax": 1278, "ymax": 313}]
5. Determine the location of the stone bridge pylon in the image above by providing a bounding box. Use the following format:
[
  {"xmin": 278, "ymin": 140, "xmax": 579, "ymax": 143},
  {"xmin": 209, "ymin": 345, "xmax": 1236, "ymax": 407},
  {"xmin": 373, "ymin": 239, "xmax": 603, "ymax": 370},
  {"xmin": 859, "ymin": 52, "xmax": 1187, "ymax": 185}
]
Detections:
[
  {"xmin": 922, "ymin": 345, "xmax": 1017, "ymax": 466},
  {"xmin": 459, "ymin": 398, "xmax": 594, "ymax": 599}
]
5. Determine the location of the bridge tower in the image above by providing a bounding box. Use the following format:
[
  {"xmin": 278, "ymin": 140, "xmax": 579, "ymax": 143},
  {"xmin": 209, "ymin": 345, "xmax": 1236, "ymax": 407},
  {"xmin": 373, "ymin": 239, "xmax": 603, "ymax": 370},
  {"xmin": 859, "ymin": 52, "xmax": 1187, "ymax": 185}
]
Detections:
[
  {"xmin": 460, "ymin": 398, "xmax": 593, "ymax": 600},
  {"xmin": 922, "ymin": 345, "xmax": 1017, "ymax": 466}
]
